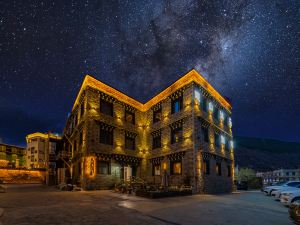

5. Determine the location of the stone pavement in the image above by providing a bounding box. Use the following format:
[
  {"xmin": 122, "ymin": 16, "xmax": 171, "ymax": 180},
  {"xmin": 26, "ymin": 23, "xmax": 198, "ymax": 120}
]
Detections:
[{"xmin": 0, "ymin": 184, "xmax": 294, "ymax": 225}]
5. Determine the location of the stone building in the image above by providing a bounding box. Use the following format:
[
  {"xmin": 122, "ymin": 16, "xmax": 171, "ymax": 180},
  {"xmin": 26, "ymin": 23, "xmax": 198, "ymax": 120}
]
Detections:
[
  {"xmin": 0, "ymin": 143, "xmax": 26, "ymax": 168},
  {"xmin": 26, "ymin": 132, "xmax": 62, "ymax": 185},
  {"xmin": 63, "ymin": 69, "xmax": 234, "ymax": 193}
]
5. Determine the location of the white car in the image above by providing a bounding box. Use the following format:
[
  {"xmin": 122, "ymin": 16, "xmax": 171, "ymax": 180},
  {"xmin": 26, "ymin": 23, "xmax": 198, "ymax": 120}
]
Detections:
[
  {"xmin": 264, "ymin": 181, "xmax": 300, "ymax": 196},
  {"xmin": 272, "ymin": 185, "xmax": 300, "ymax": 200},
  {"xmin": 280, "ymin": 189, "xmax": 300, "ymax": 206}
]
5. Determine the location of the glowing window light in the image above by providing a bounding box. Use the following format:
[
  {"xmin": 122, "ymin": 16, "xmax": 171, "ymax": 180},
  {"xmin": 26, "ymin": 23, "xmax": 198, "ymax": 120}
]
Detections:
[
  {"xmin": 194, "ymin": 89, "xmax": 201, "ymax": 102},
  {"xmin": 208, "ymin": 102, "xmax": 214, "ymax": 111},
  {"xmin": 230, "ymin": 140, "xmax": 234, "ymax": 148},
  {"xmin": 221, "ymin": 135, "xmax": 225, "ymax": 144},
  {"xmin": 228, "ymin": 117, "xmax": 232, "ymax": 127},
  {"xmin": 220, "ymin": 111, "xmax": 224, "ymax": 120}
]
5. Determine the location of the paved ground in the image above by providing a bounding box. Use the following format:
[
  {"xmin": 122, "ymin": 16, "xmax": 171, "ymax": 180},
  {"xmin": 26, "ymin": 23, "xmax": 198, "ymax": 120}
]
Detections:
[{"xmin": 0, "ymin": 184, "xmax": 294, "ymax": 225}]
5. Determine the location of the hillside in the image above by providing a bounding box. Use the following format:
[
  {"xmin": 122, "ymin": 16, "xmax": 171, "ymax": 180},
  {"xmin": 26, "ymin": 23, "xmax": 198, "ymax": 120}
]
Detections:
[{"xmin": 234, "ymin": 136, "xmax": 300, "ymax": 171}]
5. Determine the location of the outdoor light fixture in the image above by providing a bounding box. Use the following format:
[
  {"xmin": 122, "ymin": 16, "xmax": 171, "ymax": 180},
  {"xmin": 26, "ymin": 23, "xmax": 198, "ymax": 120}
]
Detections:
[{"xmin": 230, "ymin": 140, "xmax": 234, "ymax": 149}]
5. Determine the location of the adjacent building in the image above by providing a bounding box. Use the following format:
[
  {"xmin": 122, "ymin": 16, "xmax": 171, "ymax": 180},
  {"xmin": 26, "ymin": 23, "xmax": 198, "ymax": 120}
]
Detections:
[
  {"xmin": 26, "ymin": 132, "xmax": 62, "ymax": 185},
  {"xmin": 0, "ymin": 143, "xmax": 26, "ymax": 168},
  {"xmin": 63, "ymin": 69, "xmax": 234, "ymax": 193},
  {"xmin": 257, "ymin": 169, "xmax": 300, "ymax": 184}
]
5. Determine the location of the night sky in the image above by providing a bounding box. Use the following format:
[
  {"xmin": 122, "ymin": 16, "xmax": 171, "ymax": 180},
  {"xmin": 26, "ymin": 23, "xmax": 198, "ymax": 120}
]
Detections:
[{"xmin": 1, "ymin": 0, "xmax": 299, "ymax": 146}]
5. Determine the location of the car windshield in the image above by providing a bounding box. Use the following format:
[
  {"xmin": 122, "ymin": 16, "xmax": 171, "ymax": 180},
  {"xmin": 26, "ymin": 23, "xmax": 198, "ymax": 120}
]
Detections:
[{"xmin": 273, "ymin": 182, "xmax": 285, "ymax": 186}]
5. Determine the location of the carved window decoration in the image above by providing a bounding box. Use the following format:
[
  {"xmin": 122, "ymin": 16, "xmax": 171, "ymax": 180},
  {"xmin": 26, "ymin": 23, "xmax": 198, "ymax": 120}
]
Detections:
[
  {"xmin": 100, "ymin": 99, "xmax": 113, "ymax": 116},
  {"xmin": 153, "ymin": 108, "xmax": 162, "ymax": 123},
  {"xmin": 125, "ymin": 131, "xmax": 137, "ymax": 150},
  {"xmin": 99, "ymin": 123, "xmax": 114, "ymax": 145},
  {"xmin": 170, "ymin": 120, "xmax": 185, "ymax": 144},
  {"xmin": 125, "ymin": 110, "xmax": 135, "ymax": 124},
  {"xmin": 151, "ymin": 129, "xmax": 162, "ymax": 149},
  {"xmin": 214, "ymin": 132, "xmax": 220, "ymax": 148},
  {"xmin": 171, "ymin": 95, "xmax": 183, "ymax": 114},
  {"xmin": 152, "ymin": 164, "xmax": 161, "ymax": 176}
]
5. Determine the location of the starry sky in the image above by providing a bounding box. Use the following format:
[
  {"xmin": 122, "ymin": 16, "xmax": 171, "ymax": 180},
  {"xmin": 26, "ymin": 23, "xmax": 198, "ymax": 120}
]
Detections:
[{"xmin": 0, "ymin": 0, "xmax": 299, "ymax": 146}]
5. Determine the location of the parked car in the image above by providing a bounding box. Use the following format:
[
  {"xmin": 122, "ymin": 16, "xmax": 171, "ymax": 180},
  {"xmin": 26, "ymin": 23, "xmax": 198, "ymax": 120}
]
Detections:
[
  {"xmin": 272, "ymin": 184, "xmax": 300, "ymax": 200},
  {"xmin": 264, "ymin": 181, "xmax": 300, "ymax": 196},
  {"xmin": 289, "ymin": 199, "xmax": 300, "ymax": 225},
  {"xmin": 280, "ymin": 189, "xmax": 300, "ymax": 207}
]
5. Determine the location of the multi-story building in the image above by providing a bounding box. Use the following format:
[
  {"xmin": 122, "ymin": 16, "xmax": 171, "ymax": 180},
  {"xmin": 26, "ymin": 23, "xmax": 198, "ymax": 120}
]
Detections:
[
  {"xmin": 0, "ymin": 143, "xmax": 26, "ymax": 168},
  {"xmin": 26, "ymin": 132, "xmax": 62, "ymax": 185},
  {"xmin": 63, "ymin": 69, "xmax": 234, "ymax": 193},
  {"xmin": 257, "ymin": 169, "xmax": 300, "ymax": 184}
]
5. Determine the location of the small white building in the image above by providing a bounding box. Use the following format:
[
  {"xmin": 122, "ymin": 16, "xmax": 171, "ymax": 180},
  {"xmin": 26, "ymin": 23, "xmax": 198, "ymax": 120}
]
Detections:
[{"xmin": 257, "ymin": 169, "xmax": 300, "ymax": 184}]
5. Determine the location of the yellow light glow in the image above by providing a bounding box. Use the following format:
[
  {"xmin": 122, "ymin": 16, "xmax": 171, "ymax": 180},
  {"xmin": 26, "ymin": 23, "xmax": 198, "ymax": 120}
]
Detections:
[
  {"xmin": 85, "ymin": 156, "xmax": 96, "ymax": 178},
  {"xmin": 163, "ymin": 162, "xmax": 167, "ymax": 170},
  {"xmin": 72, "ymin": 69, "xmax": 232, "ymax": 112}
]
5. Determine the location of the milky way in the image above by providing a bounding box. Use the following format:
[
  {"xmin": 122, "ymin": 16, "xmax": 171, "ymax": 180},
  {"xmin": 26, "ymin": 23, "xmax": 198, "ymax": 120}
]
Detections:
[{"xmin": 0, "ymin": 0, "xmax": 299, "ymax": 145}]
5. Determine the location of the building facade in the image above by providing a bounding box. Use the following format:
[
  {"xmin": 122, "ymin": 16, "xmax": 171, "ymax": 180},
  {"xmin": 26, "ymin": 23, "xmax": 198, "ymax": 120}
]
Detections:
[
  {"xmin": 63, "ymin": 69, "xmax": 234, "ymax": 193},
  {"xmin": 0, "ymin": 143, "xmax": 26, "ymax": 168},
  {"xmin": 26, "ymin": 132, "xmax": 62, "ymax": 185},
  {"xmin": 257, "ymin": 169, "xmax": 300, "ymax": 184}
]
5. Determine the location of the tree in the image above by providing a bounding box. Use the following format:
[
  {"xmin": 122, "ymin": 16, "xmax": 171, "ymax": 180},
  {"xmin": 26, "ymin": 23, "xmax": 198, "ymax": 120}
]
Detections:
[{"xmin": 237, "ymin": 168, "xmax": 256, "ymax": 182}]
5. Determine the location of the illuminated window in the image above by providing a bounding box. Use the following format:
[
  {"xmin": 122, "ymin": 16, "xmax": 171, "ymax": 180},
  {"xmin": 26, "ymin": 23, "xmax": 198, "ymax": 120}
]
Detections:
[
  {"xmin": 228, "ymin": 117, "xmax": 232, "ymax": 127},
  {"xmin": 171, "ymin": 126, "xmax": 183, "ymax": 144},
  {"xmin": 125, "ymin": 110, "xmax": 135, "ymax": 124},
  {"xmin": 97, "ymin": 161, "xmax": 110, "ymax": 174},
  {"xmin": 171, "ymin": 96, "xmax": 183, "ymax": 114},
  {"xmin": 216, "ymin": 163, "xmax": 222, "ymax": 176},
  {"xmin": 227, "ymin": 165, "xmax": 232, "ymax": 177},
  {"xmin": 202, "ymin": 127, "xmax": 209, "ymax": 143},
  {"xmin": 152, "ymin": 164, "xmax": 161, "ymax": 176},
  {"xmin": 170, "ymin": 161, "xmax": 182, "ymax": 175},
  {"xmin": 99, "ymin": 127, "xmax": 113, "ymax": 145},
  {"xmin": 153, "ymin": 108, "xmax": 162, "ymax": 123},
  {"xmin": 221, "ymin": 135, "xmax": 225, "ymax": 145},
  {"xmin": 152, "ymin": 135, "xmax": 161, "ymax": 149},
  {"xmin": 100, "ymin": 99, "xmax": 113, "ymax": 116},
  {"xmin": 194, "ymin": 88, "xmax": 201, "ymax": 102},
  {"xmin": 208, "ymin": 102, "xmax": 214, "ymax": 111},
  {"xmin": 203, "ymin": 160, "xmax": 210, "ymax": 175},
  {"xmin": 125, "ymin": 136, "xmax": 135, "ymax": 150},
  {"xmin": 220, "ymin": 111, "xmax": 224, "ymax": 120}
]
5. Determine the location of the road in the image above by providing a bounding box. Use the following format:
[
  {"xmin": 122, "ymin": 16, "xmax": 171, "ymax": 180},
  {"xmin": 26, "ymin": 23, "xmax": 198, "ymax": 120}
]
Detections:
[{"xmin": 0, "ymin": 184, "xmax": 294, "ymax": 225}]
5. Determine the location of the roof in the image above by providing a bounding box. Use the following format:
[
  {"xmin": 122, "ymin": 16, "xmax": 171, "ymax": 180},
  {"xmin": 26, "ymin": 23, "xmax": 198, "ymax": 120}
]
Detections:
[
  {"xmin": 72, "ymin": 69, "xmax": 232, "ymax": 112},
  {"xmin": 0, "ymin": 143, "xmax": 25, "ymax": 149},
  {"xmin": 26, "ymin": 132, "xmax": 62, "ymax": 142}
]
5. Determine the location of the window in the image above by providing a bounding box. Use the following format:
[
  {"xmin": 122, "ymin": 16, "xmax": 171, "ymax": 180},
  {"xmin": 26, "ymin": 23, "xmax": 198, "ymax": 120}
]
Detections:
[
  {"xmin": 214, "ymin": 133, "xmax": 220, "ymax": 148},
  {"xmin": 152, "ymin": 135, "xmax": 161, "ymax": 149},
  {"xmin": 225, "ymin": 139, "xmax": 230, "ymax": 151},
  {"xmin": 216, "ymin": 163, "xmax": 222, "ymax": 176},
  {"xmin": 194, "ymin": 88, "xmax": 201, "ymax": 102},
  {"xmin": 171, "ymin": 96, "xmax": 183, "ymax": 114},
  {"xmin": 79, "ymin": 132, "xmax": 83, "ymax": 146},
  {"xmin": 153, "ymin": 108, "xmax": 162, "ymax": 123},
  {"xmin": 213, "ymin": 108, "xmax": 219, "ymax": 121},
  {"xmin": 100, "ymin": 99, "xmax": 113, "ymax": 116},
  {"xmin": 152, "ymin": 164, "xmax": 161, "ymax": 176},
  {"xmin": 125, "ymin": 110, "xmax": 135, "ymax": 124},
  {"xmin": 80, "ymin": 102, "xmax": 85, "ymax": 117},
  {"xmin": 202, "ymin": 127, "xmax": 209, "ymax": 143},
  {"xmin": 170, "ymin": 161, "xmax": 182, "ymax": 175},
  {"xmin": 97, "ymin": 161, "xmax": 110, "ymax": 174},
  {"xmin": 125, "ymin": 136, "xmax": 135, "ymax": 150},
  {"xmin": 99, "ymin": 128, "xmax": 113, "ymax": 145},
  {"xmin": 292, "ymin": 172, "xmax": 296, "ymax": 176},
  {"xmin": 201, "ymin": 98, "xmax": 207, "ymax": 112},
  {"xmin": 203, "ymin": 160, "xmax": 210, "ymax": 175},
  {"xmin": 171, "ymin": 126, "xmax": 183, "ymax": 144},
  {"xmin": 73, "ymin": 140, "xmax": 77, "ymax": 152},
  {"xmin": 227, "ymin": 165, "xmax": 232, "ymax": 177},
  {"xmin": 31, "ymin": 147, "xmax": 34, "ymax": 154}
]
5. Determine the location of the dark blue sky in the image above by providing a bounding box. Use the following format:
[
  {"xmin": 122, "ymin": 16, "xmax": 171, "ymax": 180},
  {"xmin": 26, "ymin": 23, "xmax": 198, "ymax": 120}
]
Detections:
[{"xmin": 0, "ymin": 0, "xmax": 299, "ymax": 146}]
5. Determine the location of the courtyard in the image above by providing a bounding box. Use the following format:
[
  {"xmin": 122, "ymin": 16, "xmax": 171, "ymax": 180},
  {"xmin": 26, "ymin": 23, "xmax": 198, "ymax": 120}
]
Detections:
[{"xmin": 0, "ymin": 184, "xmax": 293, "ymax": 225}]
